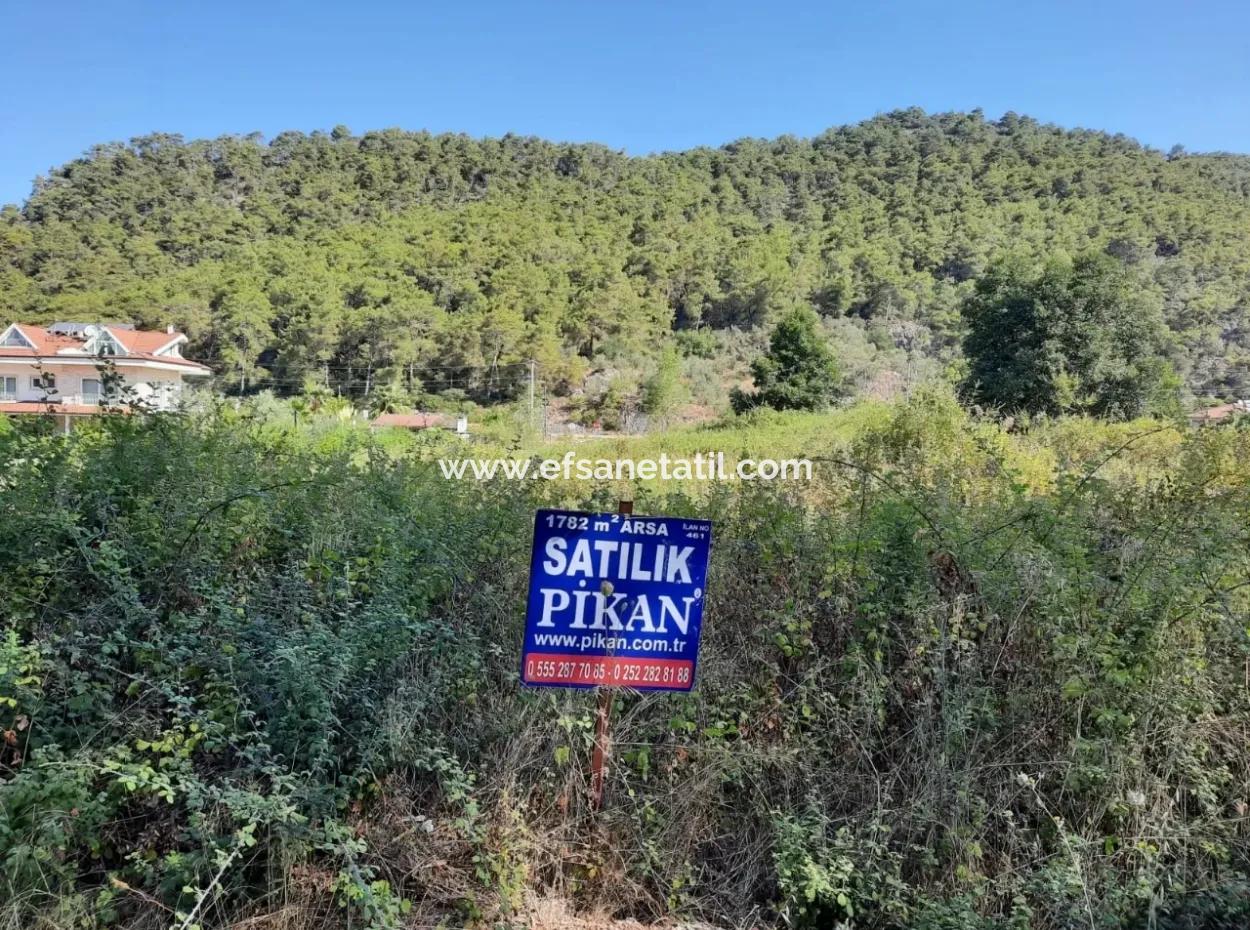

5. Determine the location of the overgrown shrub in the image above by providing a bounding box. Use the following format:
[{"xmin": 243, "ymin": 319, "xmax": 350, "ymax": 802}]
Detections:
[{"xmin": 2, "ymin": 396, "xmax": 1249, "ymax": 928}]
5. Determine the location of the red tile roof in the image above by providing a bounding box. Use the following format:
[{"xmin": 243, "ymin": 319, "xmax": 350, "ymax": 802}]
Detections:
[
  {"xmin": 0, "ymin": 324, "xmax": 211, "ymax": 372},
  {"xmin": 371, "ymin": 412, "xmax": 455, "ymax": 429},
  {"xmin": 1189, "ymin": 402, "xmax": 1249, "ymax": 423},
  {"xmin": 2, "ymin": 325, "xmax": 81, "ymax": 355},
  {"xmin": 133, "ymin": 355, "xmax": 210, "ymax": 371},
  {"xmin": 120, "ymin": 330, "xmax": 183, "ymax": 354}
]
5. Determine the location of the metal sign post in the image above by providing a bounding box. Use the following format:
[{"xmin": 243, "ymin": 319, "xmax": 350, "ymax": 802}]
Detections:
[
  {"xmin": 590, "ymin": 686, "xmax": 612, "ymax": 810},
  {"xmin": 589, "ymin": 500, "xmax": 630, "ymax": 809}
]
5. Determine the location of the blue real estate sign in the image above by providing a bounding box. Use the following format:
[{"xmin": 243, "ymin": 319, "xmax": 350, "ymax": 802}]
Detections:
[{"xmin": 521, "ymin": 509, "xmax": 713, "ymax": 691}]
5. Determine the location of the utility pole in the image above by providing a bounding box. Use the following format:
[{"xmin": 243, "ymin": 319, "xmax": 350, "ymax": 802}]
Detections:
[{"xmin": 528, "ymin": 359, "xmax": 536, "ymax": 430}]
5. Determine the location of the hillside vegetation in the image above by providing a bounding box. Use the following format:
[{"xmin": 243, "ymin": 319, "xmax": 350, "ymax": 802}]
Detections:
[
  {"xmin": 3, "ymin": 396, "xmax": 1250, "ymax": 928},
  {"xmin": 3, "ymin": 110, "xmax": 1250, "ymax": 403}
]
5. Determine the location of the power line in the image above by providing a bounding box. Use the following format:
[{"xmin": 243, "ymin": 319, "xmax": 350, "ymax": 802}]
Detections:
[
  {"xmin": 204, "ymin": 368, "xmax": 532, "ymax": 377},
  {"xmin": 199, "ymin": 361, "xmax": 533, "ymax": 375},
  {"xmin": 203, "ymin": 369, "xmax": 536, "ymax": 383}
]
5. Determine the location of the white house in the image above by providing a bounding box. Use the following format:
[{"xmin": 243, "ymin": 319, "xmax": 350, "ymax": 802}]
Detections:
[{"xmin": 0, "ymin": 322, "xmax": 212, "ymax": 428}]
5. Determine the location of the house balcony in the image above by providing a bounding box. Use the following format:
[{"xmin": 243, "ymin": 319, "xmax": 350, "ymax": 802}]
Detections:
[
  {"xmin": 0, "ymin": 393, "xmax": 109, "ymax": 407},
  {"xmin": 0, "ymin": 392, "xmax": 180, "ymax": 413}
]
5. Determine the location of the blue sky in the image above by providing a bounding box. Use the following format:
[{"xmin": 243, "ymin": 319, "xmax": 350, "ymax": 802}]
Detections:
[{"xmin": 2, "ymin": 0, "xmax": 1248, "ymax": 206}]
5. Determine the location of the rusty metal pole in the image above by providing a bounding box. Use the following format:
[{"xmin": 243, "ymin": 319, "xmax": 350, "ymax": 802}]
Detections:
[
  {"xmin": 590, "ymin": 498, "xmax": 632, "ymax": 810},
  {"xmin": 589, "ymin": 685, "xmax": 612, "ymax": 811}
]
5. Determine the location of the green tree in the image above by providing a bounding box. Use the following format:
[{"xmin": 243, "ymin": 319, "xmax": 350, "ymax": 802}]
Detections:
[
  {"xmin": 732, "ymin": 307, "xmax": 843, "ymax": 413},
  {"xmin": 962, "ymin": 253, "xmax": 1179, "ymax": 419},
  {"xmin": 642, "ymin": 346, "xmax": 688, "ymax": 426},
  {"xmin": 6, "ymin": 113, "xmax": 1250, "ymax": 402},
  {"xmin": 213, "ymin": 281, "xmax": 272, "ymax": 393}
]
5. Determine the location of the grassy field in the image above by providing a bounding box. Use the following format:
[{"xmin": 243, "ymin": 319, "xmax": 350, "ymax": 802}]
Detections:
[{"xmin": 2, "ymin": 393, "xmax": 1249, "ymax": 929}]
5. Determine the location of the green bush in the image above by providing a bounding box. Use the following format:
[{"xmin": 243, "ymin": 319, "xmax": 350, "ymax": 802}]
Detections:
[{"xmin": 2, "ymin": 395, "xmax": 1249, "ymax": 928}]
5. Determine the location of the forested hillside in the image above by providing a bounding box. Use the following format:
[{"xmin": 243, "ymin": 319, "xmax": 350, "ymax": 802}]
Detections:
[{"xmin": 3, "ymin": 109, "xmax": 1250, "ymax": 401}]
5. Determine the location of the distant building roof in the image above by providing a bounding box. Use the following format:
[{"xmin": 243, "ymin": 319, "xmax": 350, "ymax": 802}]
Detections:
[
  {"xmin": 1188, "ymin": 401, "xmax": 1250, "ymax": 424},
  {"xmin": 371, "ymin": 412, "xmax": 457, "ymax": 430}
]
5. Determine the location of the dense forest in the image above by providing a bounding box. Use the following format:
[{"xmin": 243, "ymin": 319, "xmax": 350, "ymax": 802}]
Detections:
[{"xmin": 3, "ymin": 109, "xmax": 1250, "ymax": 403}]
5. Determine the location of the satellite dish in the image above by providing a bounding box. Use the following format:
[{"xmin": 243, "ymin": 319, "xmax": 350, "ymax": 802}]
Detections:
[{"xmin": 83, "ymin": 324, "xmax": 100, "ymax": 338}]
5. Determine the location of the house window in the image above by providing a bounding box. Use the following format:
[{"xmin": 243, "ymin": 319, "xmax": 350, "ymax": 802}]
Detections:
[
  {"xmin": 1, "ymin": 329, "xmax": 32, "ymax": 347},
  {"xmin": 32, "ymin": 373, "xmax": 56, "ymax": 391},
  {"xmin": 90, "ymin": 331, "xmax": 124, "ymax": 356},
  {"xmin": 0, "ymin": 376, "xmax": 15, "ymax": 399},
  {"xmin": 82, "ymin": 378, "xmax": 101, "ymax": 402}
]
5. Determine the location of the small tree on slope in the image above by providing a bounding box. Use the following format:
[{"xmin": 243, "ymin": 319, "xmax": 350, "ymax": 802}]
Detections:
[{"xmin": 732, "ymin": 307, "xmax": 844, "ymax": 413}]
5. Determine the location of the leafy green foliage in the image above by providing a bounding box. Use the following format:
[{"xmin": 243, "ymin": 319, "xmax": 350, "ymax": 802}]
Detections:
[
  {"xmin": 963, "ymin": 253, "xmax": 1180, "ymax": 418},
  {"xmin": 2, "ymin": 395, "xmax": 1250, "ymax": 928},
  {"xmin": 3, "ymin": 110, "xmax": 1250, "ymax": 401},
  {"xmin": 0, "ymin": 411, "xmax": 523, "ymax": 926},
  {"xmin": 642, "ymin": 346, "xmax": 689, "ymax": 425},
  {"xmin": 732, "ymin": 306, "xmax": 843, "ymax": 412}
]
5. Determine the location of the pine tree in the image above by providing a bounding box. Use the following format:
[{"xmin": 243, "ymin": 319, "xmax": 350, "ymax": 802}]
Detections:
[
  {"xmin": 642, "ymin": 346, "xmax": 688, "ymax": 426},
  {"xmin": 732, "ymin": 307, "xmax": 843, "ymax": 413}
]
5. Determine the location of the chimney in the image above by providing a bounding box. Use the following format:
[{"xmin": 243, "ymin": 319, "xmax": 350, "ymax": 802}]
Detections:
[{"xmin": 166, "ymin": 324, "xmax": 176, "ymax": 334}]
